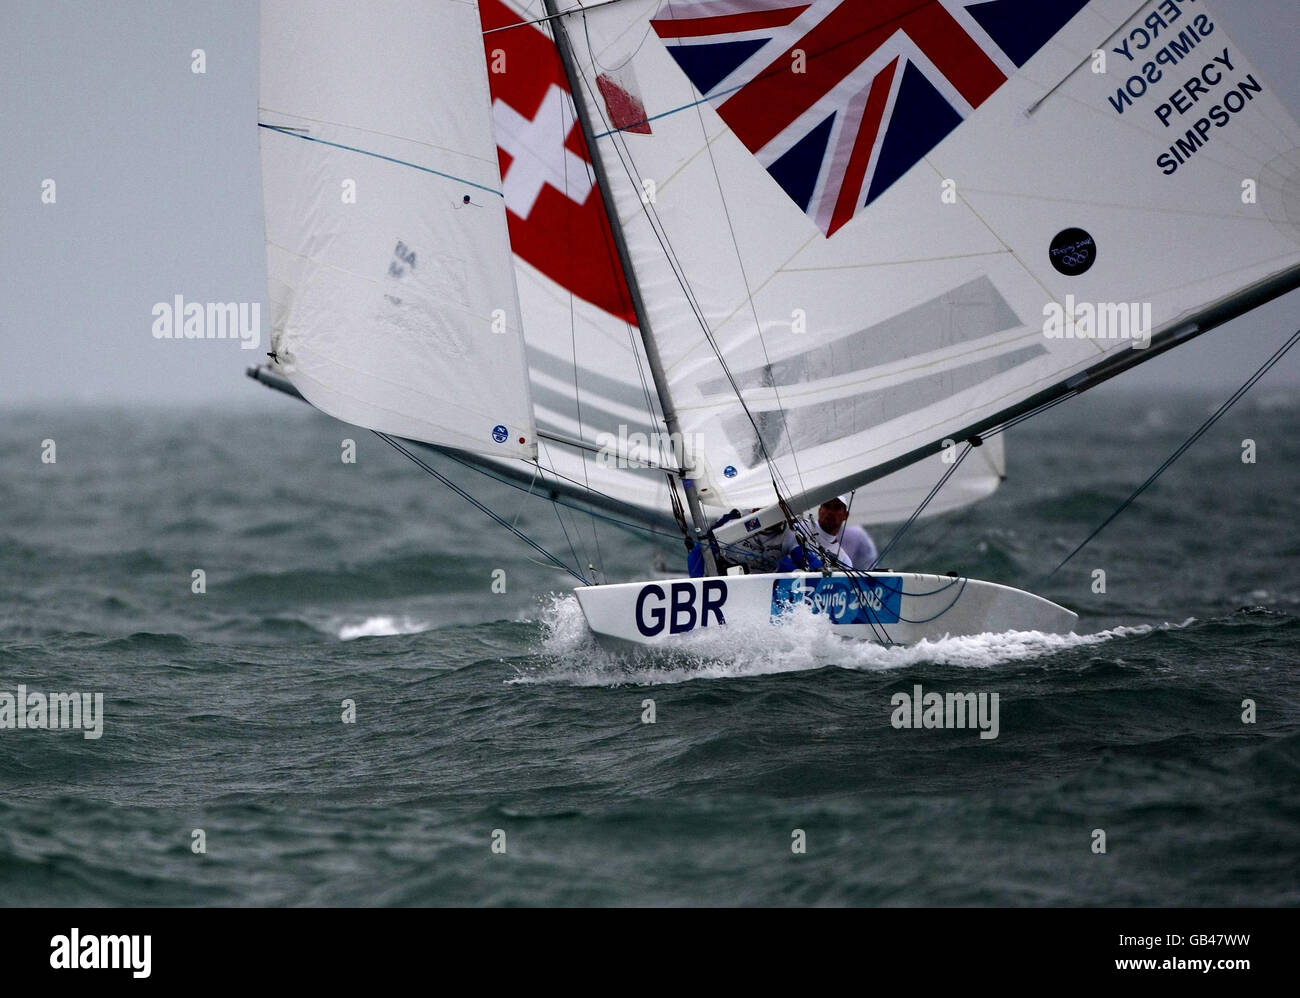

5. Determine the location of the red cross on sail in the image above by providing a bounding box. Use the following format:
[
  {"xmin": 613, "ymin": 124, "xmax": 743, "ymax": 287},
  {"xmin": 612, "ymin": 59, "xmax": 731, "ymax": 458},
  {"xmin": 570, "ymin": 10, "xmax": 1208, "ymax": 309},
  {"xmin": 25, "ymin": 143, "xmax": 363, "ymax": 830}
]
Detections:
[{"xmin": 479, "ymin": 0, "xmax": 638, "ymax": 325}]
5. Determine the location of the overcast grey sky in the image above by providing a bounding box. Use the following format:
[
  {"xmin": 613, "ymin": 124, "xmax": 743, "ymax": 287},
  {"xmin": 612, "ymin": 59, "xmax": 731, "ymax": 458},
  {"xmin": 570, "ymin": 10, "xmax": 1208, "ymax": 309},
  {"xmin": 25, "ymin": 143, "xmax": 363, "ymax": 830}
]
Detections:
[{"xmin": 2, "ymin": 0, "xmax": 1299, "ymax": 410}]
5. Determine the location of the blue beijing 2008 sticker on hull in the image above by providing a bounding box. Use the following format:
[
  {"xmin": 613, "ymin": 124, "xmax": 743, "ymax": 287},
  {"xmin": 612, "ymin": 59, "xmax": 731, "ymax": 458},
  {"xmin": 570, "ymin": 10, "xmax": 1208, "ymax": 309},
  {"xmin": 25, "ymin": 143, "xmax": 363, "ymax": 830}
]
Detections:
[{"xmin": 772, "ymin": 576, "xmax": 902, "ymax": 625}]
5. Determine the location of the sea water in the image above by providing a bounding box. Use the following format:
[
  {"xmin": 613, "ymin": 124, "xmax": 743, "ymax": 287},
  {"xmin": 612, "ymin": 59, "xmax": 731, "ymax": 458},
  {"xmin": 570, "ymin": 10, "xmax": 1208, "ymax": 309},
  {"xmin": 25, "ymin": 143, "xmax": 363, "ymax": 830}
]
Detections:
[{"xmin": 1, "ymin": 388, "xmax": 1297, "ymax": 905}]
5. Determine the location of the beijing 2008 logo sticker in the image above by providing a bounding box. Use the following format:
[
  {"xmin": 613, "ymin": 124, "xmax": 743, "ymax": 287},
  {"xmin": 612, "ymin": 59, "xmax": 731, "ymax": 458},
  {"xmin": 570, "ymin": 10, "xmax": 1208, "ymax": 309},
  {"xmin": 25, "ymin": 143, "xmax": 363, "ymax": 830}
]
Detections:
[{"xmin": 1049, "ymin": 228, "xmax": 1097, "ymax": 276}]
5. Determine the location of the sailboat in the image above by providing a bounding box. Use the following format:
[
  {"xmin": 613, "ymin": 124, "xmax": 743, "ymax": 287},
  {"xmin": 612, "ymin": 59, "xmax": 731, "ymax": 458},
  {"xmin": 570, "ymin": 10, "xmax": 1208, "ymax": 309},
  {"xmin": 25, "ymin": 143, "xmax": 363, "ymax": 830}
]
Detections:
[{"xmin": 250, "ymin": 0, "xmax": 1300, "ymax": 650}]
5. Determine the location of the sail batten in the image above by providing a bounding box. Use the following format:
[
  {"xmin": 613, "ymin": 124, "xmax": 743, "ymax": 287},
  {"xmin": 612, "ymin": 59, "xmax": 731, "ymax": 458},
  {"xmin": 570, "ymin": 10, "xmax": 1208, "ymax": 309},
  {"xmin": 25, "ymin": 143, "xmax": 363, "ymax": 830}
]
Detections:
[{"xmin": 718, "ymin": 259, "xmax": 1300, "ymax": 544}]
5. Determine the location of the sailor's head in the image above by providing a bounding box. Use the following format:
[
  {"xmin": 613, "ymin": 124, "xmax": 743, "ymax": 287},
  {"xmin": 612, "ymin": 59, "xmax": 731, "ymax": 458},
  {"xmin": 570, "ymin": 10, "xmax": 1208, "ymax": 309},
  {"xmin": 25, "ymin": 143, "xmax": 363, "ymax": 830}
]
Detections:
[{"xmin": 817, "ymin": 493, "xmax": 853, "ymax": 534}]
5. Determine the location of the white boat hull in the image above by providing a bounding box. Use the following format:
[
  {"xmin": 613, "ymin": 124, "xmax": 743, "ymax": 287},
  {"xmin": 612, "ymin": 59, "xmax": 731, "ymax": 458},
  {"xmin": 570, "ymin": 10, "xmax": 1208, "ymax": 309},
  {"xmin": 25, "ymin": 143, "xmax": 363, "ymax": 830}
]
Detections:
[{"xmin": 573, "ymin": 573, "xmax": 1077, "ymax": 650}]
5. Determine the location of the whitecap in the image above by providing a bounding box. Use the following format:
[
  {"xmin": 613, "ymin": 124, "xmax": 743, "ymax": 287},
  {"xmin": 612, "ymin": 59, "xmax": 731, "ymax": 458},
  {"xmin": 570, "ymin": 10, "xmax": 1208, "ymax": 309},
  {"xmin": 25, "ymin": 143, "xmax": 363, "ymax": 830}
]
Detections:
[{"xmin": 333, "ymin": 615, "xmax": 432, "ymax": 641}]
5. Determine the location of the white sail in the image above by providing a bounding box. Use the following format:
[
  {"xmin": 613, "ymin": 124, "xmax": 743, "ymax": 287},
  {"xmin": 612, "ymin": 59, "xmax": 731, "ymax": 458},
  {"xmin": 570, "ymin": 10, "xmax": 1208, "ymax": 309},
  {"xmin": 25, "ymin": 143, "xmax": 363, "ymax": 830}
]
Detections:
[
  {"xmin": 857, "ymin": 433, "xmax": 1004, "ymax": 524},
  {"xmin": 475, "ymin": 0, "xmax": 1007, "ymax": 530},
  {"xmin": 549, "ymin": 0, "xmax": 1300, "ymax": 528},
  {"xmin": 259, "ymin": 0, "xmax": 536, "ymax": 459},
  {"xmin": 480, "ymin": 0, "xmax": 676, "ymax": 524}
]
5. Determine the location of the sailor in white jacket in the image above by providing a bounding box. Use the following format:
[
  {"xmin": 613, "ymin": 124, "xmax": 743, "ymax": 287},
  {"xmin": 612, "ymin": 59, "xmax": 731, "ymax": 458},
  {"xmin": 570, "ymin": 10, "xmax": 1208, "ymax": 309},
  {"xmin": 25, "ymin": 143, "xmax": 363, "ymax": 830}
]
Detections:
[{"xmin": 805, "ymin": 493, "xmax": 877, "ymax": 570}]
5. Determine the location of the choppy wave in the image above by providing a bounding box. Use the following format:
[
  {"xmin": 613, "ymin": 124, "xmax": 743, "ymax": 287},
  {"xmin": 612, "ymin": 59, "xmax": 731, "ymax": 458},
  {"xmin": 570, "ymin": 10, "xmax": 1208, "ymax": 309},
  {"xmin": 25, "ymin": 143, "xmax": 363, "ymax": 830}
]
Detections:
[{"xmin": 4, "ymin": 399, "xmax": 1299, "ymax": 906}]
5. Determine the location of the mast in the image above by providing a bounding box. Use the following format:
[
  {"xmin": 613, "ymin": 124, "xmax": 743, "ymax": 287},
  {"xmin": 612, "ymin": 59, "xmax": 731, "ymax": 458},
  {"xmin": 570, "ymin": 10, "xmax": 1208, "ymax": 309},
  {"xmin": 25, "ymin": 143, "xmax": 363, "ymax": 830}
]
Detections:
[
  {"xmin": 541, "ymin": 0, "xmax": 717, "ymax": 570},
  {"xmin": 532, "ymin": 0, "xmax": 1300, "ymax": 556}
]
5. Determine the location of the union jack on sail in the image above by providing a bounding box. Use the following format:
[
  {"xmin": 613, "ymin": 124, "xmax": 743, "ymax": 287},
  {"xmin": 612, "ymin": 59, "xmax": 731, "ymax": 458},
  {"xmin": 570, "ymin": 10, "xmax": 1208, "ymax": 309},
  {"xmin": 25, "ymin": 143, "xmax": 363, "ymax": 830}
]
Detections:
[{"xmin": 650, "ymin": 0, "xmax": 1089, "ymax": 236}]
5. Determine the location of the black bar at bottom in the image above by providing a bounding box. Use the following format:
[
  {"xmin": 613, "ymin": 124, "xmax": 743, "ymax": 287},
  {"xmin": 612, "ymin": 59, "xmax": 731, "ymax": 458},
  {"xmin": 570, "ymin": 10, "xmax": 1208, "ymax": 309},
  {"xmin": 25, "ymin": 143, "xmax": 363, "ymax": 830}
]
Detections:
[{"xmin": 0, "ymin": 907, "xmax": 1286, "ymax": 986}]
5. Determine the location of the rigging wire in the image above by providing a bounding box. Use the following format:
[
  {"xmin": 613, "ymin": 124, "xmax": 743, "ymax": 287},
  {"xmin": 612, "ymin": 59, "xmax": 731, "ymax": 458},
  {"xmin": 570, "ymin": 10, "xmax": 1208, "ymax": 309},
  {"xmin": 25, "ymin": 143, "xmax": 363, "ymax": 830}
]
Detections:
[
  {"xmin": 777, "ymin": 505, "xmax": 896, "ymax": 645},
  {"xmin": 534, "ymin": 1, "xmax": 1300, "ymax": 591},
  {"xmin": 511, "ymin": 455, "xmax": 590, "ymax": 582},
  {"xmin": 481, "ymin": 0, "xmax": 630, "ymax": 36},
  {"xmin": 665, "ymin": 472, "xmax": 693, "ymax": 550},
  {"xmin": 572, "ymin": 12, "xmax": 802, "ymax": 508},
  {"xmin": 500, "ymin": 3, "xmax": 1296, "ymax": 592},
  {"xmin": 534, "ymin": 47, "xmax": 679, "ymax": 565},
  {"xmin": 531, "ymin": 445, "xmax": 592, "ymax": 579},
  {"xmin": 555, "ymin": 76, "xmax": 608, "ymax": 580},
  {"xmin": 685, "ymin": 73, "xmax": 812, "ymax": 504},
  {"xmin": 550, "ymin": 493, "xmax": 589, "ymax": 579},
  {"xmin": 1044, "ymin": 325, "xmax": 1300, "ymax": 580},
  {"xmin": 871, "ymin": 444, "xmax": 973, "ymax": 569},
  {"xmin": 867, "ymin": 391, "xmax": 1085, "ymax": 568},
  {"xmin": 549, "ymin": 7, "xmax": 739, "ymax": 553},
  {"xmin": 373, "ymin": 431, "xmax": 591, "ymax": 585}
]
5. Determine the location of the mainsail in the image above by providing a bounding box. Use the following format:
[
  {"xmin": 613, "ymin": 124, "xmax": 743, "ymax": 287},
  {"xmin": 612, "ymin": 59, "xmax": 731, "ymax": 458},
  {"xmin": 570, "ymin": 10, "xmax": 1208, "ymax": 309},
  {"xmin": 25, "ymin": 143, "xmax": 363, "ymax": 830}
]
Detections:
[
  {"xmin": 543, "ymin": 0, "xmax": 1300, "ymax": 541},
  {"xmin": 259, "ymin": 0, "xmax": 536, "ymax": 459},
  {"xmin": 473, "ymin": 0, "xmax": 1007, "ymax": 529}
]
